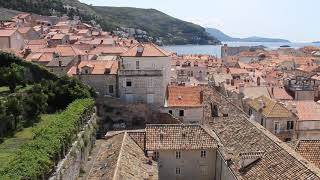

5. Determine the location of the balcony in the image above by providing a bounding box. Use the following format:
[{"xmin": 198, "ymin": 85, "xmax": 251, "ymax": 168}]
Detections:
[{"xmin": 118, "ymin": 69, "xmax": 162, "ymax": 77}]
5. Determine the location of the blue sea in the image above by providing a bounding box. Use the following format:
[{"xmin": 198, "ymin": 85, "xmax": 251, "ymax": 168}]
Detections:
[{"xmin": 163, "ymin": 42, "xmax": 320, "ymax": 58}]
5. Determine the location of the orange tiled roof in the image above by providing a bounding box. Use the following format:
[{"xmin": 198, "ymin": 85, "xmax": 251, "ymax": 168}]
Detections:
[
  {"xmin": 89, "ymin": 46, "xmax": 127, "ymax": 55},
  {"xmin": 51, "ymin": 33, "xmax": 66, "ymax": 40},
  {"xmin": 167, "ymin": 86, "xmax": 202, "ymax": 107},
  {"xmin": 27, "ymin": 39, "xmax": 48, "ymax": 45},
  {"xmin": 0, "ymin": 29, "xmax": 17, "ymax": 37},
  {"xmin": 121, "ymin": 43, "xmax": 169, "ymax": 57},
  {"xmin": 269, "ymin": 87, "xmax": 293, "ymax": 100},
  {"xmin": 18, "ymin": 27, "xmax": 32, "ymax": 34},
  {"xmin": 295, "ymin": 101, "xmax": 320, "ymax": 121},
  {"xmin": 77, "ymin": 60, "xmax": 118, "ymax": 75},
  {"xmin": 228, "ymin": 67, "xmax": 249, "ymax": 75}
]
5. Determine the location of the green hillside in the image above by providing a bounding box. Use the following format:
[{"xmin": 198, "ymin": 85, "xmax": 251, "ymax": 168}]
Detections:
[{"xmin": 0, "ymin": 0, "xmax": 220, "ymax": 45}]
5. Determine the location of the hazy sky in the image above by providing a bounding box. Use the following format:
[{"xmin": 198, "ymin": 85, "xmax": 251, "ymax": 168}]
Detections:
[{"xmin": 80, "ymin": 0, "xmax": 319, "ymax": 42}]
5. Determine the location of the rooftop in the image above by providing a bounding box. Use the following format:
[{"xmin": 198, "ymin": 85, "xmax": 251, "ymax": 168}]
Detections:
[
  {"xmin": 294, "ymin": 101, "xmax": 320, "ymax": 121},
  {"xmin": 46, "ymin": 56, "xmax": 74, "ymax": 67},
  {"xmin": 77, "ymin": 60, "xmax": 118, "ymax": 75},
  {"xmin": 146, "ymin": 124, "xmax": 217, "ymax": 151},
  {"xmin": 87, "ymin": 133, "xmax": 158, "ymax": 180},
  {"xmin": 121, "ymin": 43, "xmax": 170, "ymax": 57},
  {"xmin": 295, "ymin": 140, "xmax": 320, "ymax": 169},
  {"xmin": 248, "ymin": 96, "xmax": 293, "ymax": 118},
  {"xmin": 205, "ymin": 88, "xmax": 320, "ymax": 179},
  {"xmin": 0, "ymin": 29, "xmax": 16, "ymax": 37},
  {"xmin": 166, "ymin": 86, "xmax": 203, "ymax": 107}
]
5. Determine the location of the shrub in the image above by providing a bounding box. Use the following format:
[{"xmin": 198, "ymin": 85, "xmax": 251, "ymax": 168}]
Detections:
[{"xmin": 0, "ymin": 98, "xmax": 94, "ymax": 179}]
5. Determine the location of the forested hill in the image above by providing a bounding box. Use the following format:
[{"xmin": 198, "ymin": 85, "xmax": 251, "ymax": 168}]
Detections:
[{"xmin": 0, "ymin": 0, "xmax": 221, "ymax": 45}]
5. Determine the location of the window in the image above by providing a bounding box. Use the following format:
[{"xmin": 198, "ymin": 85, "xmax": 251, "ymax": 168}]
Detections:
[
  {"xmin": 109, "ymin": 85, "xmax": 114, "ymax": 94},
  {"xmin": 248, "ymin": 109, "xmax": 252, "ymax": 116},
  {"xmin": 160, "ymin": 133, "xmax": 164, "ymax": 142},
  {"xmin": 287, "ymin": 121, "xmax": 294, "ymax": 130},
  {"xmin": 176, "ymin": 151, "xmax": 181, "ymax": 159},
  {"xmin": 261, "ymin": 118, "xmax": 264, "ymax": 126},
  {"xmin": 274, "ymin": 122, "xmax": 280, "ymax": 134},
  {"xmin": 175, "ymin": 168, "xmax": 181, "ymax": 175},
  {"xmin": 176, "ymin": 61, "xmax": 180, "ymax": 66},
  {"xmin": 155, "ymin": 151, "xmax": 159, "ymax": 159},
  {"xmin": 168, "ymin": 110, "xmax": 173, "ymax": 114},
  {"xmin": 85, "ymin": 69, "xmax": 89, "ymax": 74},
  {"xmin": 179, "ymin": 110, "xmax": 184, "ymax": 117},
  {"xmin": 126, "ymin": 81, "xmax": 132, "ymax": 87},
  {"xmin": 136, "ymin": 61, "xmax": 140, "ymax": 69},
  {"xmin": 201, "ymin": 150, "xmax": 207, "ymax": 158}
]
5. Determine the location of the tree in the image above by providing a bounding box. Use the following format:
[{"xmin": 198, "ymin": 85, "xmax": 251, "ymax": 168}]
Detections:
[
  {"xmin": 0, "ymin": 63, "xmax": 25, "ymax": 93},
  {"xmin": 5, "ymin": 95, "xmax": 23, "ymax": 130},
  {"xmin": 23, "ymin": 84, "xmax": 48, "ymax": 125}
]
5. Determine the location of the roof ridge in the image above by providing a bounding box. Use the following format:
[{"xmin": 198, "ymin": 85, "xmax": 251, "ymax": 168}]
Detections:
[{"xmin": 112, "ymin": 132, "xmax": 127, "ymax": 180}]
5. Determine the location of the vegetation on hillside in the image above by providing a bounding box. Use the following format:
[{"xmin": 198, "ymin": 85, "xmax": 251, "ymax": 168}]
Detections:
[
  {"xmin": 0, "ymin": 98, "xmax": 95, "ymax": 179},
  {"xmin": 0, "ymin": 51, "xmax": 94, "ymax": 140},
  {"xmin": 0, "ymin": 51, "xmax": 96, "ymax": 179},
  {"xmin": 0, "ymin": 0, "xmax": 220, "ymax": 45}
]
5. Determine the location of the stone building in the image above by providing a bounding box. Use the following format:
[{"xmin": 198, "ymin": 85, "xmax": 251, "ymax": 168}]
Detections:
[
  {"xmin": 46, "ymin": 56, "xmax": 76, "ymax": 76},
  {"xmin": 144, "ymin": 124, "xmax": 217, "ymax": 180},
  {"xmin": 0, "ymin": 29, "xmax": 24, "ymax": 50},
  {"xmin": 74, "ymin": 60, "xmax": 118, "ymax": 97},
  {"xmin": 203, "ymin": 87, "xmax": 320, "ymax": 179},
  {"xmin": 118, "ymin": 43, "xmax": 171, "ymax": 105},
  {"xmin": 292, "ymin": 101, "xmax": 320, "ymax": 139},
  {"xmin": 49, "ymin": 33, "xmax": 70, "ymax": 47},
  {"xmin": 162, "ymin": 86, "xmax": 204, "ymax": 124},
  {"xmin": 248, "ymin": 96, "xmax": 297, "ymax": 141},
  {"xmin": 17, "ymin": 27, "xmax": 39, "ymax": 40}
]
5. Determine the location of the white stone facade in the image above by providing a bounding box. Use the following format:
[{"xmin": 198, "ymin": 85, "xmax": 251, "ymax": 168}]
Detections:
[{"xmin": 119, "ymin": 56, "xmax": 171, "ymax": 105}]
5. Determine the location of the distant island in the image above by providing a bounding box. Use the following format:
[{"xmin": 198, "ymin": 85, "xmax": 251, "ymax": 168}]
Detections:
[
  {"xmin": 313, "ymin": 41, "xmax": 320, "ymax": 44},
  {"xmin": 206, "ymin": 28, "xmax": 291, "ymax": 43}
]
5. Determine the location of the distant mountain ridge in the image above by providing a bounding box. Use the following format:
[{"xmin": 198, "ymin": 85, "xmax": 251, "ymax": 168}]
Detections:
[
  {"xmin": 0, "ymin": 0, "xmax": 221, "ymax": 45},
  {"xmin": 206, "ymin": 28, "xmax": 290, "ymax": 43}
]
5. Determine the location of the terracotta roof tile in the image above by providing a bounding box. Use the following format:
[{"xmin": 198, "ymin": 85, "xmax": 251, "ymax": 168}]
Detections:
[
  {"xmin": 77, "ymin": 60, "xmax": 118, "ymax": 75},
  {"xmin": 0, "ymin": 29, "xmax": 16, "ymax": 37},
  {"xmin": 296, "ymin": 140, "xmax": 320, "ymax": 168},
  {"xmin": 122, "ymin": 43, "xmax": 169, "ymax": 57},
  {"xmin": 166, "ymin": 86, "xmax": 203, "ymax": 107},
  {"xmin": 248, "ymin": 96, "xmax": 292, "ymax": 118},
  {"xmin": 295, "ymin": 101, "xmax": 320, "ymax": 121},
  {"xmin": 146, "ymin": 124, "xmax": 217, "ymax": 150}
]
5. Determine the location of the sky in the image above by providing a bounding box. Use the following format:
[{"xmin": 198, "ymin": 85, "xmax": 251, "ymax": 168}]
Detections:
[{"xmin": 80, "ymin": 0, "xmax": 319, "ymax": 42}]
